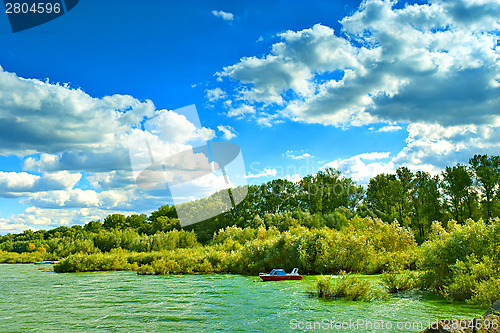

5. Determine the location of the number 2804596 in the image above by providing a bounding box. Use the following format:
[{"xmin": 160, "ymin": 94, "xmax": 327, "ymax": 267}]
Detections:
[{"xmin": 5, "ymin": 2, "xmax": 61, "ymax": 14}]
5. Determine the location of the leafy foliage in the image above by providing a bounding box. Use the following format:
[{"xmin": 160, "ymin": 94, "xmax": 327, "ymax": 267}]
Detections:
[
  {"xmin": 1, "ymin": 154, "xmax": 500, "ymax": 306},
  {"xmin": 316, "ymin": 273, "xmax": 386, "ymax": 301}
]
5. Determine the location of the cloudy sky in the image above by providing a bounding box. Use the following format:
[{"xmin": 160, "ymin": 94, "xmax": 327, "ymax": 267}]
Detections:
[{"xmin": 0, "ymin": 0, "xmax": 499, "ymax": 233}]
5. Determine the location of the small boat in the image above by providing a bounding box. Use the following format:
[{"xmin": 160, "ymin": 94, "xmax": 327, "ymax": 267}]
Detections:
[
  {"xmin": 259, "ymin": 268, "xmax": 302, "ymax": 281},
  {"xmin": 34, "ymin": 260, "xmax": 60, "ymax": 265}
]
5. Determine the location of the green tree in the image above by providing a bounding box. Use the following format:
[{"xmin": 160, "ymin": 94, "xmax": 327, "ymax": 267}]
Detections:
[
  {"xmin": 299, "ymin": 168, "xmax": 363, "ymax": 214},
  {"xmin": 411, "ymin": 171, "xmax": 442, "ymax": 239},
  {"xmin": 395, "ymin": 166, "xmax": 414, "ymax": 225},
  {"xmin": 103, "ymin": 214, "xmax": 127, "ymax": 230},
  {"xmin": 149, "ymin": 205, "xmax": 178, "ymax": 223},
  {"xmin": 441, "ymin": 164, "xmax": 475, "ymax": 224},
  {"xmin": 126, "ymin": 214, "xmax": 148, "ymax": 230},
  {"xmin": 469, "ymin": 154, "xmax": 500, "ymax": 221},
  {"xmin": 84, "ymin": 220, "xmax": 104, "ymax": 233},
  {"xmin": 366, "ymin": 173, "xmax": 399, "ymax": 222},
  {"xmin": 152, "ymin": 216, "xmax": 181, "ymax": 233}
]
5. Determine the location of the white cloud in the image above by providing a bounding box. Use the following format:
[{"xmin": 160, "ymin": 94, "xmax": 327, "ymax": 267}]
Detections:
[
  {"xmin": 211, "ymin": 10, "xmax": 234, "ymax": 21},
  {"xmin": 0, "ymin": 171, "xmax": 81, "ymax": 198},
  {"xmin": 0, "ymin": 167, "xmax": 241, "ymax": 232},
  {"xmin": 0, "ymin": 66, "xmax": 155, "ymax": 156},
  {"xmin": 24, "ymin": 189, "xmax": 101, "ymax": 209},
  {"xmin": 148, "ymin": 110, "xmax": 215, "ymax": 144},
  {"xmin": 323, "ymin": 152, "xmax": 393, "ymax": 184},
  {"xmin": 217, "ymin": 1, "xmax": 499, "ymax": 127},
  {"xmin": 393, "ymin": 122, "xmax": 500, "ymax": 174},
  {"xmin": 245, "ymin": 168, "xmax": 277, "ymax": 179},
  {"xmin": 0, "ymin": 220, "xmax": 36, "ymax": 234},
  {"xmin": 0, "ymin": 67, "xmax": 214, "ymax": 175},
  {"xmin": 23, "ymin": 186, "xmax": 165, "ymax": 211},
  {"xmin": 87, "ymin": 170, "xmax": 136, "ymax": 191},
  {"xmin": 0, "ymin": 68, "xmax": 223, "ymax": 233},
  {"xmin": 214, "ymin": 0, "xmax": 499, "ymax": 181},
  {"xmin": 0, "ymin": 206, "xmax": 132, "ymax": 232},
  {"xmin": 217, "ymin": 125, "xmax": 237, "ymax": 140},
  {"xmin": 377, "ymin": 125, "xmax": 403, "ymax": 132},
  {"xmin": 324, "ymin": 121, "xmax": 500, "ymax": 182},
  {"xmin": 227, "ymin": 104, "xmax": 255, "ymax": 117},
  {"xmin": 355, "ymin": 152, "xmax": 391, "ymax": 160},
  {"xmin": 285, "ymin": 150, "xmax": 313, "ymax": 160},
  {"xmin": 283, "ymin": 174, "xmax": 301, "ymax": 182},
  {"xmin": 206, "ymin": 87, "xmax": 227, "ymax": 102}
]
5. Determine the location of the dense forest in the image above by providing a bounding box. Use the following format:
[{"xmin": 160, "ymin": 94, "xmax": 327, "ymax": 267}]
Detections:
[{"xmin": 0, "ymin": 154, "xmax": 499, "ymax": 305}]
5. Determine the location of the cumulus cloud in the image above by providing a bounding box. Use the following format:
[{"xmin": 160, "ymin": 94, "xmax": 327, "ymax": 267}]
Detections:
[
  {"xmin": 0, "ymin": 220, "xmax": 36, "ymax": 234},
  {"xmin": 0, "ymin": 171, "xmax": 81, "ymax": 198},
  {"xmin": 217, "ymin": 0, "xmax": 499, "ymax": 127},
  {"xmin": 245, "ymin": 168, "xmax": 277, "ymax": 179},
  {"xmin": 227, "ymin": 104, "xmax": 255, "ymax": 117},
  {"xmin": 211, "ymin": 10, "xmax": 234, "ymax": 21},
  {"xmin": 87, "ymin": 170, "xmax": 136, "ymax": 191},
  {"xmin": 214, "ymin": 0, "xmax": 499, "ymax": 182},
  {"xmin": 206, "ymin": 88, "xmax": 227, "ymax": 102},
  {"xmin": 0, "ymin": 206, "xmax": 132, "ymax": 232},
  {"xmin": 21, "ymin": 188, "xmax": 155, "ymax": 211},
  {"xmin": 283, "ymin": 173, "xmax": 301, "ymax": 182},
  {"xmin": 147, "ymin": 110, "xmax": 215, "ymax": 144},
  {"xmin": 0, "ymin": 67, "xmax": 223, "ymax": 233},
  {"xmin": 393, "ymin": 123, "xmax": 500, "ymax": 174},
  {"xmin": 323, "ymin": 152, "xmax": 393, "ymax": 184},
  {"xmin": 0, "ymin": 67, "xmax": 214, "ymax": 174},
  {"xmin": 217, "ymin": 125, "xmax": 237, "ymax": 140},
  {"xmin": 324, "ymin": 122, "xmax": 500, "ymax": 182},
  {"xmin": 285, "ymin": 150, "xmax": 313, "ymax": 160},
  {"xmin": 0, "ymin": 67, "xmax": 155, "ymax": 156},
  {"xmin": 377, "ymin": 125, "xmax": 403, "ymax": 132}
]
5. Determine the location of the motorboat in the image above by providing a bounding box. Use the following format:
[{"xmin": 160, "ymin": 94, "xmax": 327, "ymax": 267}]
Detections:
[{"xmin": 259, "ymin": 268, "xmax": 302, "ymax": 281}]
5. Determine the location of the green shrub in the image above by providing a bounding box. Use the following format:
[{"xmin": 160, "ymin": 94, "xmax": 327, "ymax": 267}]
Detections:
[
  {"xmin": 53, "ymin": 251, "xmax": 129, "ymax": 273},
  {"xmin": 381, "ymin": 270, "xmax": 418, "ymax": 293},
  {"xmin": 0, "ymin": 250, "xmax": 46, "ymax": 263},
  {"xmin": 418, "ymin": 220, "xmax": 498, "ymax": 293},
  {"xmin": 468, "ymin": 278, "xmax": 500, "ymax": 307},
  {"xmin": 443, "ymin": 256, "xmax": 498, "ymax": 302},
  {"xmin": 316, "ymin": 273, "xmax": 385, "ymax": 301}
]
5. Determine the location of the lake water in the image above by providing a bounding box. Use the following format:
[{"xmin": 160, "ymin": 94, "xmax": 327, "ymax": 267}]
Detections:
[{"xmin": 0, "ymin": 264, "xmax": 484, "ymax": 332}]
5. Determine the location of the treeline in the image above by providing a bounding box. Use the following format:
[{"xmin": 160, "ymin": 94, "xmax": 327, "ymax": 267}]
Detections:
[
  {"xmin": 174, "ymin": 153, "xmax": 500, "ymax": 242},
  {"xmin": 0, "ymin": 154, "xmax": 498, "ymax": 249},
  {"xmin": 367, "ymin": 155, "xmax": 500, "ymax": 240}
]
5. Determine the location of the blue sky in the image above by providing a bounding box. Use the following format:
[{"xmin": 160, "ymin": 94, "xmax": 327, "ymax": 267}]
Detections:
[{"xmin": 0, "ymin": 0, "xmax": 499, "ymax": 233}]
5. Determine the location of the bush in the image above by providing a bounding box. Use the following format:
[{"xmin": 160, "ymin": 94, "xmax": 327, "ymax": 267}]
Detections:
[
  {"xmin": 418, "ymin": 220, "xmax": 492, "ymax": 292},
  {"xmin": 316, "ymin": 273, "xmax": 385, "ymax": 301},
  {"xmin": 442, "ymin": 256, "xmax": 498, "ymax": 302},
  {"xmin": 0, "ymin": 249, "xmax": 46, "ymax": 263},
  {"xmin": 381, "ymin": 270, "xmax": 418, "ymax": 293},
  {"xmin": 468, "ymin": 278, "xmax": 500, "ymax": 307},
  {"xmin": 53, "ymin": 251, "xmax": 129, "ymax": 273}
]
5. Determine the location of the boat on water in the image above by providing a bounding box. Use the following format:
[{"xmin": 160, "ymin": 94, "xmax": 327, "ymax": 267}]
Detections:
[
  {"xmin": 259, "ymin": 268, "xmax": 302, "ymax": 281},
  {"xmin": 34, "ymin": 260, "xmax": 60, "ymax": 265}
]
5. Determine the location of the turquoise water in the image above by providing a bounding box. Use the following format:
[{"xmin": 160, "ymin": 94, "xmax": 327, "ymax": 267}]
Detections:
[{"xmin": 0, "ymin": 264, "xmax": 484, "ymax": 332}]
